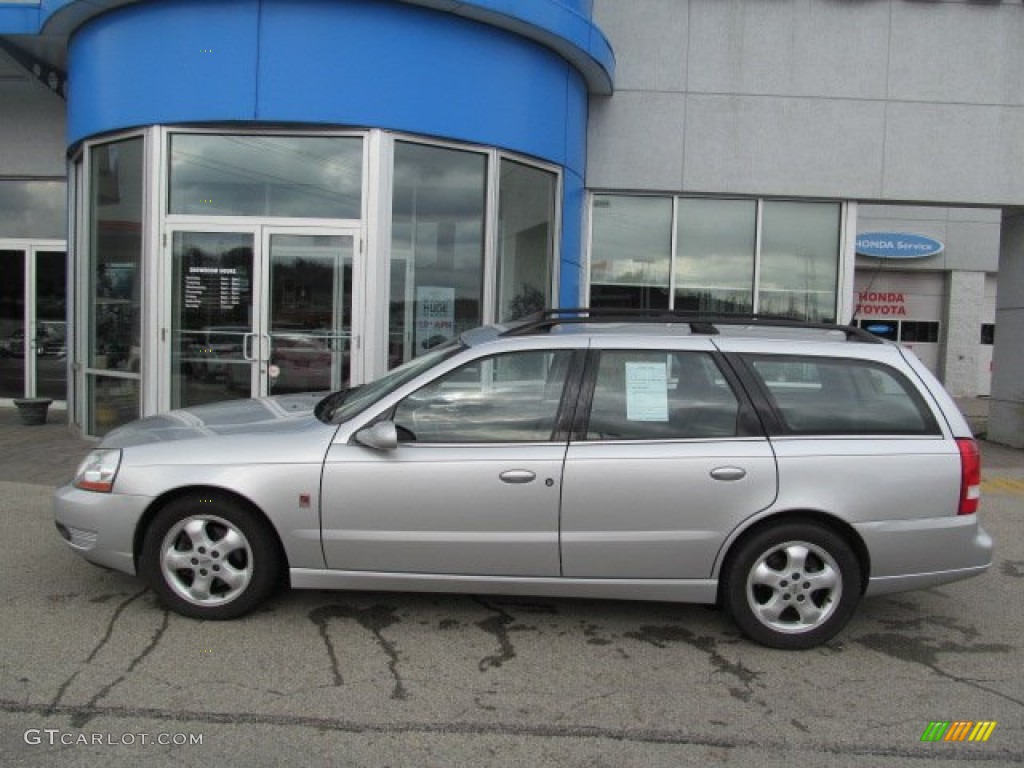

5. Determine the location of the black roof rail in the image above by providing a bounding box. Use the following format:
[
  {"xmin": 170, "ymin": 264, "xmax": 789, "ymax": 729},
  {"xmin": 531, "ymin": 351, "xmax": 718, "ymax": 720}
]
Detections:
[{"xmin": 501, "ymin": 307, "xmax": 882, "ymax": 343}]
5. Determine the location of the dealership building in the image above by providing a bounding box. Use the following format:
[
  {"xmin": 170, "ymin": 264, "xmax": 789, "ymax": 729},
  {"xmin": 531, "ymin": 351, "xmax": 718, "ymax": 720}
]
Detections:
[{"xmin": 1, "ymin": 0, "xmax": 1022, "ymax": 446}]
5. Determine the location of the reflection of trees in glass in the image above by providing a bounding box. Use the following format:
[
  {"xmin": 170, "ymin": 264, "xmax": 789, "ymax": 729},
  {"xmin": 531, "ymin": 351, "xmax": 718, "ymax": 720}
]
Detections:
[{"xmin": 506, "ymin": 283, "xmax": 546, "ymax": 321}]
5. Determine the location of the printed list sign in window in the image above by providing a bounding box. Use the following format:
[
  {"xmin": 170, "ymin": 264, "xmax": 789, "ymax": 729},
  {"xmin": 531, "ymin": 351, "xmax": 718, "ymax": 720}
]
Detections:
[{"xmin": 625, "ymin": 361, "xmax": 669, "ymax": 422}]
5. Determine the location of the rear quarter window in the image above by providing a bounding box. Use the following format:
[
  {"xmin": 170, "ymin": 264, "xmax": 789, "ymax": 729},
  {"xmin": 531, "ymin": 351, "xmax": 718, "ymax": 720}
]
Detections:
[{"xmin": 743, "ymin": 354, "xmax": 941, "ymax": 436}]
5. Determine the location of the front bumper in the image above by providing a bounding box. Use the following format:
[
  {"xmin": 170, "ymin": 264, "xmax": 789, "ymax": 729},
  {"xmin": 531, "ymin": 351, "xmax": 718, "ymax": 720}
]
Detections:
[
  {"xmin": 53, "ymin": 484, "xmax": 153, "ymax": 576},
  {"xmin": 856, "ymin": 514, "xmax": 993, "ymax": 596}
]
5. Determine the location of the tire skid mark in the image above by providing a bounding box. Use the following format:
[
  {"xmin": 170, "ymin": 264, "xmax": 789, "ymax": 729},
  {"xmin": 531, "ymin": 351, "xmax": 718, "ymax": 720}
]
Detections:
[
  {"xmin": 309, "ymin": 603, "xmax": 407, "ymax": 700},
  {"xmin": 48, "ymin": 587, "xmax": 149, "ymax": 713}
]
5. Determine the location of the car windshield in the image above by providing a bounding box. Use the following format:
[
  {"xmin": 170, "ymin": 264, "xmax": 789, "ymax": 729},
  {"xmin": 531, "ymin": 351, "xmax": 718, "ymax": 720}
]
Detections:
[{"xmin": 316, "ymin": 341, "xmax": 464, "ymax": 424}]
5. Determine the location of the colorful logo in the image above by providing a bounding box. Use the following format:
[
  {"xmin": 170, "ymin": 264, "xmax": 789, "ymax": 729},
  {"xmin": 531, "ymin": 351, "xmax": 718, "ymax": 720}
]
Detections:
[{"xmin": 921, "ymin": 721, "xmax": 997, "ymax": 742}]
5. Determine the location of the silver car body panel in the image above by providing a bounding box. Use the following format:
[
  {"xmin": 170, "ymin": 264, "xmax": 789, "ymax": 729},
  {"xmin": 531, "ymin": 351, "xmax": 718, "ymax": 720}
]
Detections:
[
  {"xmin": 289, "ymin": 568, "xmax": 719, "ymax": 604},
  {"xmin": 561, "ymin": 438, "xmax": 777, "ymax": 579},
  {"xmin": 53, "ymin": 485, "xmax": 148, "ymax": 574},
  {"xmin": 321, "ymin": 442, "xmax": 566, "ymax": 576},
  {"xmin": 53, "ymin": 324, "xmax": 993, "ymax": 610},
  {"xmin": 55, "ymin": 394, "xmax": 340, "ymax": 571}
]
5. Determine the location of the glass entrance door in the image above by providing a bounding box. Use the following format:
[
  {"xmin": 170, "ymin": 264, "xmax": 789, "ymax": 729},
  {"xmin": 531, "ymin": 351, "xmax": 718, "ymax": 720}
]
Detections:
[
  {"xmin": 0, "ymin": 245, "xmax": 67, "ymax": 402},
  {"xmin": 171, "ymin": 231, "xmax": 258, "ymax": 409},
  {"xmin": 0, "ymin": 249, "xmax": 26, "ymax": 400},
  {"xmin": 35, "ymin": 250, "xmax": 69, "ymax": 400},
  {"xmin": 265, "ymin": 230, "xmax": 354, "ymax": 395},
  {"xmin": 169, "ymin": 227, "xmax": 357, "ymax": 409}
]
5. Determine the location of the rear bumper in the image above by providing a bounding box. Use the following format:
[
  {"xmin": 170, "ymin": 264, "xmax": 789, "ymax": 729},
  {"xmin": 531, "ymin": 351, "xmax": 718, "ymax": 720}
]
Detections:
[{"xmin": 856, "ymin": 515, "xmax": 993, "ymax": 596}]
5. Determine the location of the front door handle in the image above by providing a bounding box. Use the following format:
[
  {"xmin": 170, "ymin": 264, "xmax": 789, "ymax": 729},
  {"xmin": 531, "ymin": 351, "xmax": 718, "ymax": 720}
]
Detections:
[
  {"xmin": 710, "ymin": 466, "xmax": 746, "ymax": 482},
  {"xmin": 499, "ymin": 470, "xmax": 536, "ymax": 484}
]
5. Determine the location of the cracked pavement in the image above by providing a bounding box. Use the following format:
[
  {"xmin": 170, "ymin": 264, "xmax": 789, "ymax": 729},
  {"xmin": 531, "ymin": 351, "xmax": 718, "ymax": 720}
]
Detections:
[{"xmin": 1, "ymin": 455, "xmax": 1023, "ymax": 766}]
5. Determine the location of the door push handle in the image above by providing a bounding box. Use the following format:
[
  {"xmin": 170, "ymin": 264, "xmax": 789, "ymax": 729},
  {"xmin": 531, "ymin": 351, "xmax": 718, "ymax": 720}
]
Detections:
[
  {"xmin": 499, "ymin": 470, "xmax": 536, "ymax": 484},
  {"xmin": 710, "ymin": 466, "xmax": 747, "ymax": 482},
  {"xmin": 242, "ymin": 333, "xmax": 256, "ymax": 361}
]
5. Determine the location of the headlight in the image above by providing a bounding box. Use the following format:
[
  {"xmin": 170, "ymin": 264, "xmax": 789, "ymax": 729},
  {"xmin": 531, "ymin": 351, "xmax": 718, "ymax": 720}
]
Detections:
[{"xmin": 73, "ymin": 449, "xmax": 122, "ymax": 493}]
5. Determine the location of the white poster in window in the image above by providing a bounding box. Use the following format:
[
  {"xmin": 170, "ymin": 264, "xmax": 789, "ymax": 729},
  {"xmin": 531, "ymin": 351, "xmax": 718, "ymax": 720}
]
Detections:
[
  {"xmin": 625, "ymin": 361, "xmax": 669, "ymax": 422},
  {"xmin": 416, "ymin": 286, "xmax": 456, "ymax": 352}
]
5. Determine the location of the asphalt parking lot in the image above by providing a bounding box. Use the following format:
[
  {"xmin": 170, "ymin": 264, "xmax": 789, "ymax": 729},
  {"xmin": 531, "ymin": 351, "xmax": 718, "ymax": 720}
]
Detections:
[{"xmin": 0, "ymin": 408, "xmax": 1022, "ymax": 767}]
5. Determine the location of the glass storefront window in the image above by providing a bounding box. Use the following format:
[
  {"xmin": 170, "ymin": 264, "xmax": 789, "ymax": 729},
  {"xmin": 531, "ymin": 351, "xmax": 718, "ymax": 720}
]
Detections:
[
  {"xmin": 497, "ymin": 160, "xmax": 556, "ymax": 321},
  {"xmin": 88, "ymin": 375, "xmax": 140, "ymax": 436},
  {"xmin": 674, "ymin": 198, "xmax": 756, "ymax": 314},
  {"xmin": 88, "ymin": 137, "xmax": 144, "ymax": 433},
  {"xmin": 590, "ymin": 195, "xmax": 671, "ymax": 309},
  {"xmin": 169, "ymin": 134, "xmax": 363, "ymax": 218},
  {"xmin": 389, "ymin": 141, "xmax": 487, "ymax": 367},
  {"xmin": 759, "ymin": 201, "xmax": 840, "ymax": 322},
  {"xmin": 71, "ymin": 128, "xmax": 561, "ymax": 434},
  {"xmin": 590, "ymin": 195, "xmax": 843, "ymax": 322},
  {"xmin": 0, "ymin": 180, "xmax": 67, "ymax": 239}
]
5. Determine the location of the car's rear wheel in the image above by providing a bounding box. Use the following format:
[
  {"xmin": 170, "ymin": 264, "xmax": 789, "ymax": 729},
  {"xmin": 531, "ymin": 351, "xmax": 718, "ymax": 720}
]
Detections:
[
  {"xmin": 140, "ymin": 494, "xmax": 280, "ymax": 619},
  {"xmin": 724, "ymin": 522, "xmax": 861, "ymax": 649}
]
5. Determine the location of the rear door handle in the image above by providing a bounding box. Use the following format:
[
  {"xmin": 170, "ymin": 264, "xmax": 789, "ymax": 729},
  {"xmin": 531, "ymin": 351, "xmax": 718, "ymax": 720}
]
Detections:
[
  {"xmin": 710, "ymin": 466, "xmax": 746, "ymax": 482},
  {"xmin": 500, "ymin": 470, "xmax": 536, "ymax": 484}
]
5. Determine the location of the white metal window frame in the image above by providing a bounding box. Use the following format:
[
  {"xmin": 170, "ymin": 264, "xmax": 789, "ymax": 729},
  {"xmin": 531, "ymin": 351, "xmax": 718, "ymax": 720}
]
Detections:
[{"xmin": 585, "ymin": 193, "xmax": 854, "ymax": 322}]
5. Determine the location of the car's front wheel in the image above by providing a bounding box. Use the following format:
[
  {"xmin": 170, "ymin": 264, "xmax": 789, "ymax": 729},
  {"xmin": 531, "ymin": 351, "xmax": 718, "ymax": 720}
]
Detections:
[
  {"xmin": 140, "ymin": 494, "xmax": 280, "ymax": 619},
  {"xmin": 724, "ymin": 522, "xmax": 862, "ymax": 650}
]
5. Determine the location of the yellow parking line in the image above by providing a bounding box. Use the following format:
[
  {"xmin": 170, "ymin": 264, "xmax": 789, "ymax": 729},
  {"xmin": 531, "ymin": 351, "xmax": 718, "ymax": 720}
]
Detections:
[{"xmin": 981, "ymin": 477, "xmax": 1024, "ymax": 496}]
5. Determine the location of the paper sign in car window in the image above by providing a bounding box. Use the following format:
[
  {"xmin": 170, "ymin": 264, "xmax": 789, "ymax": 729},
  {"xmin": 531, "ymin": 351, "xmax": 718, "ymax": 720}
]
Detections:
[{"xmin": 625, "ymin": 361, "xmax": 669, "ymax": 421}]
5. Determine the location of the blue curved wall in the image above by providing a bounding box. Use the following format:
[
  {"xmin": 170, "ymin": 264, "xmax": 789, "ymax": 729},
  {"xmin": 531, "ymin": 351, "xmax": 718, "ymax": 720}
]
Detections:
[{"xmin": 67, "ymin": 0, "xmax": 595, "ymax": 300}]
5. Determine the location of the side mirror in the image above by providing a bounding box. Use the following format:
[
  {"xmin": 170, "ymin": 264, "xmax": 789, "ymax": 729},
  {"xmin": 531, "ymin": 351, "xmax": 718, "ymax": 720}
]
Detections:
[{"xmin": 354, "ymin": 421, "xmax": 399, "ymax": 451}]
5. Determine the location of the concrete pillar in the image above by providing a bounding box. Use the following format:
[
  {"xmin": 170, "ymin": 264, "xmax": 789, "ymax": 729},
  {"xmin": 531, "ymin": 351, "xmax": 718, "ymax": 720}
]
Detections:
[
  {"xmin": 940, "ymin": 271, "xmax": 985, "ymax": 397},
  {"xmin": 989, "ymin": 210, "xmax": 1024, "ymax": 448}
]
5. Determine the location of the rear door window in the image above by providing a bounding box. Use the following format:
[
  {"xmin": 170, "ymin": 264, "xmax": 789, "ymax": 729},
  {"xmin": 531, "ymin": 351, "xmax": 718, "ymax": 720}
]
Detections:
[
  {"xmin": 743, "ymin": 354, "xmax": 940, "ymax": 436},
  {"xmin": 585, "ymin": 350, "xmax": 741, "ymax": 440}
]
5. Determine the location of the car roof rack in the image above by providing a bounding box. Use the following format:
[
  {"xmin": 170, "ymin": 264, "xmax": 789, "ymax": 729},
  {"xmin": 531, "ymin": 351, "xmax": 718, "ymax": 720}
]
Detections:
[{"xmin": 501, "ymin": 307, "xmax": 882, "ymax": 343}]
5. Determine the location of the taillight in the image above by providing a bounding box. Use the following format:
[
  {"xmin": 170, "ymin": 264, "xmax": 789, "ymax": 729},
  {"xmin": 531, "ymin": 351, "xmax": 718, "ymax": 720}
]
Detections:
[{"xmin": 956, "ymin": 438, "xmax": 981, "ymax": 515}]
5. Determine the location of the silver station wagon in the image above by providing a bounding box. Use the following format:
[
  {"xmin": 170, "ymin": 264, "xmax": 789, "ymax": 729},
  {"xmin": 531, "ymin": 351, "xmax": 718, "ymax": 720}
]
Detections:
[{"xmin": 55, "ymin": 310, "xmax": 993, "ymax": 649}]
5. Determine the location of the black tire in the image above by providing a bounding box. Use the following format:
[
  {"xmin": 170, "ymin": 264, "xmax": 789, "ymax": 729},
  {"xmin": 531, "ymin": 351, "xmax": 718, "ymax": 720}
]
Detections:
[
  {"xmin": 140, "ymin": 493, "xmax": 281, "ymax": 620},
  {"xmin": 723, "ymin": 521, "xmax": 861, "ymax": 650}
]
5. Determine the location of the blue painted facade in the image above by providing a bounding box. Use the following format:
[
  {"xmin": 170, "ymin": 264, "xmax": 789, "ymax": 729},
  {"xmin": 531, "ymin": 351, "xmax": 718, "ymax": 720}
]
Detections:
[{"xmin": 44, "ymin": 0, "xmax": 612, "ymax": 304}]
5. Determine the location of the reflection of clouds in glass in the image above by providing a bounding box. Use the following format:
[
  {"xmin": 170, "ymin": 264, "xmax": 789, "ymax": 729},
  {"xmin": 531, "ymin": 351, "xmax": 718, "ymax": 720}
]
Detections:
[
  {"xmin": 0, "ymin": 180, "xmax": 66, "ymax": 238},
  {"xmin": 391, "ymin": 142, "xmax": 486, "ymax": 303},
  {"xmin": 760, "ymin": 201, "xmax": 839, "ymax": 292},
  {"xmin": 758, "ymin": 202, "xmax": 840, "ymax": 321},
  {"xmin": 392, "ymin": 142, "xmax": 487, "ymax": 219},
  {"xmin": 169, "ymin": 135, "xmax": 363, "ymax": 217},
  {"xmin": 591, "ymin": 195, "xmax": 671, "ymax": 286},
  {"xmin": 675, "ymin": 199, "xmax": 755, "ymax": 291}
]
